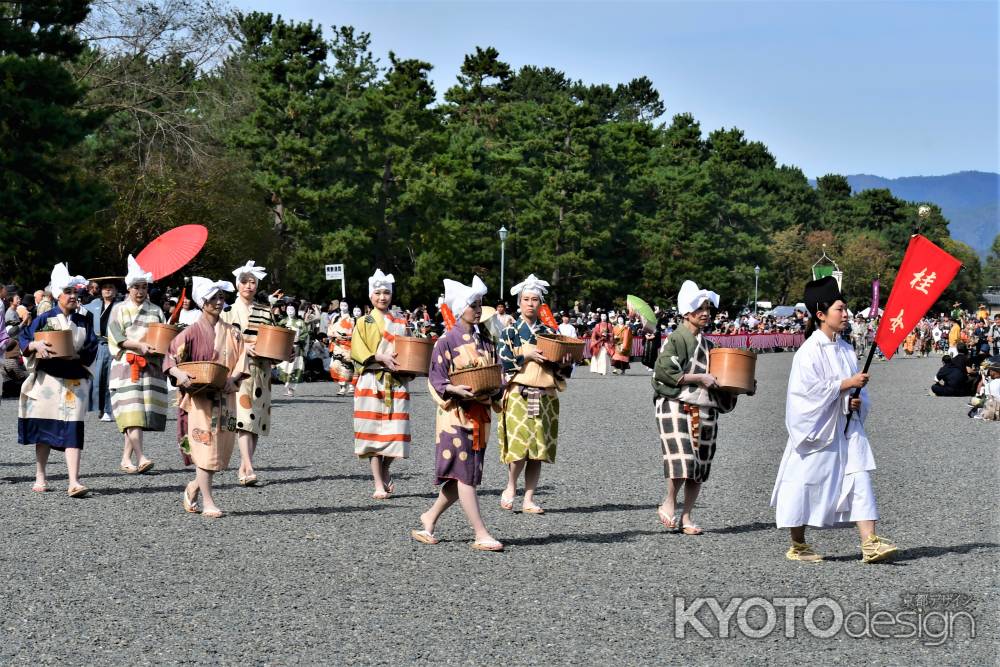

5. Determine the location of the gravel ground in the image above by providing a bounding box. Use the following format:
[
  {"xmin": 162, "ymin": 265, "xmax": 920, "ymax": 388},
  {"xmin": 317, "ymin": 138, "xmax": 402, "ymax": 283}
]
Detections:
[{"xmin": 0, "ymin": 353, "xmax": 996, "ymax": 665}]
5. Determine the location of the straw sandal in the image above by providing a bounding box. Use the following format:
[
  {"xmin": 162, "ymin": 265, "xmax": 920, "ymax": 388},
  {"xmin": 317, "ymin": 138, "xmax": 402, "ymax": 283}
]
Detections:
[
  {"xmin": 681, "ymin": 523, "xmax": 704, "ymax": 535},
  {"xmin": 471, "ymin": 539, "xmax": 504, "ymax": 552},
  {"xmin": 182, "ymin": 487, "xmax": 201, "ymax": 514},
  {"xmin": 136, "ymin": 461, "xmax": 155, "ymax": 474},
  {"xmin": 657, "ymin": 508, "xmax": 679, "ymax": 531},
  {"xmin": 119, "ymin": 464, "xmax": 138, "ymax": 474},
  {"xmin": 237, "ymin": 474, "xmax": 258, "ymax": 487},
  {"xmin": 861, "ymin": 535, "xmax": 898, "ymax": 563},
  {"xmin": 410, "ymin": 529, "xmax": 439, "ymax": 545},
  {"xmin": 785, "ymin": 541, "xmax": 824, "ymax": 562},
  {"xmin": 521, "ymin": 504, "xmax": 545, "ymax": 515},
  {"xmin": 67, "ymin": 485, "xmax": 90, "ymax": 498}
]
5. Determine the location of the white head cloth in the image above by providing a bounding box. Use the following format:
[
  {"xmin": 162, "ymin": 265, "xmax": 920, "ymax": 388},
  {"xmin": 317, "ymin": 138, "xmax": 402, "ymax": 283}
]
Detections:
[
  {"xmin": 677, "ymin": 280, "xmax": 720, "ymax": 316},
  {"xmin": 192, "ymin": 276, "xmax": 235, "ymax": 307},
  {"xmin": 125, "ymin": 254, "xmax": 154, "ymax": 288},
  {"xmin": 232, "ymin": 260, "xmax": 267, "ymax": 281},
  {"xmin": 368, "ymin": 269, "xmax": 394, "ymax": 294},
  {"xmin": 49, "ymin": 263, "xmax": 87, "ymax": 296},
  {"xmin": 444, "ymin": 275, "xmax": 488, "ymax": 318},
  {"xmin": 510, "ymin": 274, "xmax": 549, "ymax": 300}
]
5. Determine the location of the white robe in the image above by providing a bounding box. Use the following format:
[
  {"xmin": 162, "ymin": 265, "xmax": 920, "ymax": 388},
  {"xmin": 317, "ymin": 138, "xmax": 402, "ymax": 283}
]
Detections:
[{"xmin": 770, "ymin": 330, "xmax": 878, "ymax": 528}]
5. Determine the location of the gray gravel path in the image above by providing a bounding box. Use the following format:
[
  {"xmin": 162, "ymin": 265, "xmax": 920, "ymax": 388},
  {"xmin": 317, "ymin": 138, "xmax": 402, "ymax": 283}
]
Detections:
[{"xmin": 0, "ymin": 353, "xmax": 996, "ymax": 665}]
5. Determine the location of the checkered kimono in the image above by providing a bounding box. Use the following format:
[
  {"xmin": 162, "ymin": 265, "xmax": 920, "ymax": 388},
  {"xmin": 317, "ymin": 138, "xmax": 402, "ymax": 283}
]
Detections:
[{"xmin": 652, "ymin": 326, "xmax": 737, "ymax": 482}]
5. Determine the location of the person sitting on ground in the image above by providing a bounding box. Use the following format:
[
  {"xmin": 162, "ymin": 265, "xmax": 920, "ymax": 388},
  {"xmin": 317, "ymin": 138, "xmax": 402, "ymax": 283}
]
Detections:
[{"xmin": 930, "ymin": 355, "xmax": 968, "ymax": 397}]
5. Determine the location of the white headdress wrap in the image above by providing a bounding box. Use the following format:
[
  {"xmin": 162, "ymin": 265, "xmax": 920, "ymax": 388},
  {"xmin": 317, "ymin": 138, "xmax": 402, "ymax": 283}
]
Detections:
[
  {"xmin": 125, "ymin": 254, "xmax": 154, "ymax": 288},
  {"xmin": 510, "ymin": 274, "xmax": 549, "ymax": 300},
  {"xmin": 368, "ymin": 269, "xmax": 394, "ymax": 294},
  {"xmin": 444, "ymin": 275, "xmax": 488, "ymax": 318},
  {"xmin": 677, "ymin": 280, "xmax": 720, "ymax": 316},
  {"xmin": 232, "ymin": 260, "xmax": 267, "ymax": 281},
  {"xmin": 48, "ymin": 263, "xmax": 87, "ymax": 296},
  {"xmin": 192, "ymin": 276, "xmax": 235, "ymax": 307}
]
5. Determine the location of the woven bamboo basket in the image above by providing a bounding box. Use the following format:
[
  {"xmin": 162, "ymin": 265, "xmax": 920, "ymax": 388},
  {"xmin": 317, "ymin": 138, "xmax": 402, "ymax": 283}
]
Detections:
[
  {"xmin": 254, "ymin": 324, "xmax": 294, "ymax": 362},
  {"xmin": 34, "ymin": 330, "xmax": 74, "ymax": 359},
  {"xmin": 536, "ymin": 333, "xmax": 585, "ymax": 363},
  {"xmin": 144, "ymin": 323, "xmax": 182, "ymax": 355},
  {"xmin": 708, "ymin": 348, "xmax": 757, "ymax": 394},
  {"xmin": 177, "ymin": 361, "xmax": 229, "ymax": 390},
  {"xmin": 394, "ymin": 336, "xmax": 434, "ymax": 376},
  {"xmin": 450, "ymin": 363, "xmax": 502, "ymax": 396}
]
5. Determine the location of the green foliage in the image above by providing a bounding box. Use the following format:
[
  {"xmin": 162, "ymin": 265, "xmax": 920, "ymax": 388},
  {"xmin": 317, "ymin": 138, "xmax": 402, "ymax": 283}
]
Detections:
[
  {"xmin": 984, "ymin": 234, "xmax": 1000, "ymax": 288},
  {"xmin": 0, "ymin": 0, "xmax": 108, "ymax": 287},
  {"xmin": 0, "ymin": 4, "xmax": 985, "ymax": 315}
]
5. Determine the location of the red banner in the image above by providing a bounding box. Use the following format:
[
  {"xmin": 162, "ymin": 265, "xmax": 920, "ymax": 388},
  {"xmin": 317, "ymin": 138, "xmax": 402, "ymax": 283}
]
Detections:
[{"xmin": 875, "ymin": 235, "xmax": 961, "ymax": 360}]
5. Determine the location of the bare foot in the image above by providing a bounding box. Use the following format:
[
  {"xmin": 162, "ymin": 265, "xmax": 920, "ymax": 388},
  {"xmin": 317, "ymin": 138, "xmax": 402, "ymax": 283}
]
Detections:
[{"xmin": 420, "ymin": 511, "xmax": 436, "ymax": 534}]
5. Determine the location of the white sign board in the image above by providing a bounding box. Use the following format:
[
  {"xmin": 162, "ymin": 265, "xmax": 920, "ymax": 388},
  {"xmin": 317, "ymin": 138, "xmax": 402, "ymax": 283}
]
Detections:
[{"xmin": 324, "ymin": 264, "xmax": 346, "ymax": 298}]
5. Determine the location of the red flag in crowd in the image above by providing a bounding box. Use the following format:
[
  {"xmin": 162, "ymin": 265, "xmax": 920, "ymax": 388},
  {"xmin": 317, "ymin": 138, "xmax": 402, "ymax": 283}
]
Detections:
[
  {"xmin": 874, "ymin": 235, "xmax": 962, "ymax": 360},
  {"xmin": 538, "ymin": 304, "xmax": 559, "ymax": 330}
]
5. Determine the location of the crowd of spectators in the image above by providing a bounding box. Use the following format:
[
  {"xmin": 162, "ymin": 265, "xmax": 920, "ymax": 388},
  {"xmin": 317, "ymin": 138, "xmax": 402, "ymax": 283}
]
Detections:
[{"xmin": 2, "ymin": 279, "xmax": 998, "ymax": 417}]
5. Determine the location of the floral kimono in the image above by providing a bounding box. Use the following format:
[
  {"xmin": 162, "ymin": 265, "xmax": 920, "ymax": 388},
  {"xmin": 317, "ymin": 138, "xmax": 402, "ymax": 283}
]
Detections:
[
  {"xmin": 222, "ymin": 299, "xmax": 274, "ymax": 435},
  {"xmin": 497, "ymin": 317, "xmax": 566, "ymax": 464},
  {"xmin": 164, "ymin": 317, "xmax": 248, "ymax": 471},
  {"xmin": 277, "ymin": 314, "xmax": 308, "ymax": 383},
  {"xmin": 17, "ymin": 308, "xmax": 98, "ymax": 449},
  {"xmin": 427, "ymin": 324, "xmax": 502, "ymax": 486}
]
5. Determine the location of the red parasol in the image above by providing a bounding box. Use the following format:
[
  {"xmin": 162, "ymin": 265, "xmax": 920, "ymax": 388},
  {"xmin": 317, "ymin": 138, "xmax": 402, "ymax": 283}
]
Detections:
[{"xmin": 135, "ymin": 225, "xmax": 208, "ymax": 281}]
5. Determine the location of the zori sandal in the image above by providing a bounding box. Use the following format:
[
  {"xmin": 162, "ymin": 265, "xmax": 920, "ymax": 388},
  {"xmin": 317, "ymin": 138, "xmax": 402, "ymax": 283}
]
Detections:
[{"xmin": 410, "ymin": 529, "xmax": 439, "ymax": 545}]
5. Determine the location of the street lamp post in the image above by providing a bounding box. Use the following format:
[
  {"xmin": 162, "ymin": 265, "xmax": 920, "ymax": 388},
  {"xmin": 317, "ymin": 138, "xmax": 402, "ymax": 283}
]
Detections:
[
  {"xmin": 754, "ymin": 265, "xmax": 760, "ymax": 316},
  {"xmin": 498, "ymin": 226, "xmax": 509, "ymax": 298}
]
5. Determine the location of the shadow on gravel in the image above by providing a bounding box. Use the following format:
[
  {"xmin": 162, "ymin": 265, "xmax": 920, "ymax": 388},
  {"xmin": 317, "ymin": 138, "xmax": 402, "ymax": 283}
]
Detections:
[
  {"xmin": 822, "ymin": 541, "xmax": 1000, "ymax": 563},
  {"xmin": 272, "ymin": 399, "xmax": 337, "ymax": 405},
  {"xmin": 504, "ymin": 528, "xmax": 663, "ymax": 547},
  {"xmin": 268, "ymin": 472, "xmax": 414, "ymax": 487},
  {"xmin": 710, "ymin": 521, "xmax": 774, "ymax": 535},
  {"xmin": 228, "ymin": 504, "xmax": 377, "ymax": 517},
  {"xmin": 545, "ymin": 502, "xmax": 649, "ymax": 514}
]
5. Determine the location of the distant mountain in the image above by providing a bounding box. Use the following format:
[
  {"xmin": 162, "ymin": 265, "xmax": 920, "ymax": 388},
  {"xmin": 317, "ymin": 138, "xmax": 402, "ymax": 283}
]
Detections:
[{"xmin": 841, "ymin": 171, "xmax": 998, "ymax": 258}]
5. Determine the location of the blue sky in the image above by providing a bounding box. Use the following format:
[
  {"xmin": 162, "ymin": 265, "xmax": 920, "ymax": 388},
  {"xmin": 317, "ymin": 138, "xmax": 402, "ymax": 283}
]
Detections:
[{"xmin": 236, "ymin": 1, "xmax": 999, "ymax": 179}]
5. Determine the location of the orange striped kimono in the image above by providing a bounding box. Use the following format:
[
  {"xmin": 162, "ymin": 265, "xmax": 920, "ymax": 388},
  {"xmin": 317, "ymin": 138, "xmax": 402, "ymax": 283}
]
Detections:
[{"xmin": 350, "ymin": 310, "xmax": 411, "ymax": 458}]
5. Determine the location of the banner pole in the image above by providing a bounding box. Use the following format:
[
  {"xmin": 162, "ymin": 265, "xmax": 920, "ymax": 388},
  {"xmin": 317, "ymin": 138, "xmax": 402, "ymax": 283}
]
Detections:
[{"xmin": 845, "ymin": 342, "xmax": 877, "ymax": 434}]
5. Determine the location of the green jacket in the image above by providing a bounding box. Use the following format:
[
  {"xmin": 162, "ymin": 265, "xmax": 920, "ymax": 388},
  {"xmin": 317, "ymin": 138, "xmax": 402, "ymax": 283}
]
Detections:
[{"xmin": 652, "ymin": 325, "xmax": 700, "ymax": 400}]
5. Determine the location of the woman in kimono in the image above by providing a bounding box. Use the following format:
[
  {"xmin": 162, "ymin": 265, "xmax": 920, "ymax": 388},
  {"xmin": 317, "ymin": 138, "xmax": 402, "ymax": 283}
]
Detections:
[
  {"xmin": 327, "ymin": 302, "xmax": 356, "ymax": 396},
  {"xmin": 277, "ymin": 304, "xmax": 308, "ymax": 396},
  {"xmin": 18, "ymin": 263, "xmax": 98, "ymax": 497},
  {"xmin": 351, "ymin": 269, "xmax": 411, "ymax": 499},
  {"xmin": 641, "ymin": 315, "xmax": 664, "ymax": 372},
  {"xmin": 497, "ymin": 274, "xmax": 573, "ymax": 514},
  {"xmin": 411, "ymin": 275, "xmax": 504, "ymax": 551},
  {"xmin": 612, "ymin": 315, "xmax": 633, "ymax": 374},
  {"xmin": 652, "ymin": 281, "xmax": 740, "ymax": 534},
  {"xmin": 770, "ymin": 277, "xmax": 898, "ymax": 563},
  {"xmin": 589, "ymin": 313, "xmax": 613, "ymax": 376},
  {"xmin": 221, "ymin": 260, "xmax": 275, "ymax": 486},
  {"xmin": 108, "ymin": 255, "xmax": 168, "ymax": 474},
  {"xmin": 164, "ymin": 277, "xmax": 249, "ymax": 519}
]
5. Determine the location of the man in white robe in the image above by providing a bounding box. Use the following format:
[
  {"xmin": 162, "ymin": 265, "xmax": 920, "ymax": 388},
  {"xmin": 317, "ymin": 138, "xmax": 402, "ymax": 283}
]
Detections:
[{"xmin": 771, "ymin": 276, "xmax": 898, "ymax": 564}]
